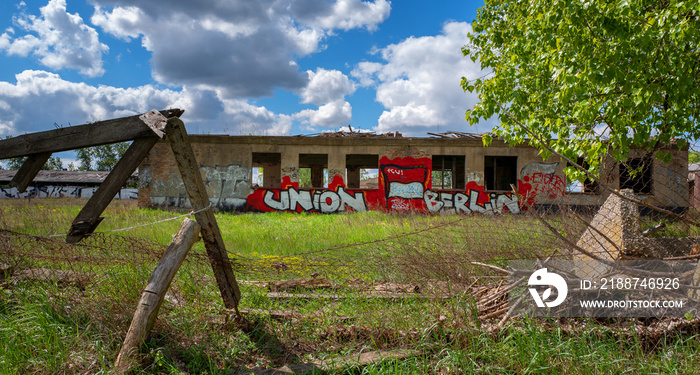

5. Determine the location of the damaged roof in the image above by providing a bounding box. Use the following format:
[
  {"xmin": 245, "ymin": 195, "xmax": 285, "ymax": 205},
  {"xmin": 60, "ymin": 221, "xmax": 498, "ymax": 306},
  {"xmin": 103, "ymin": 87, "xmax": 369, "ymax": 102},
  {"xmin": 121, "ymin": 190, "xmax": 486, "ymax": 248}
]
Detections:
[{"xmin": 0, "ymin": 170, "xmax": 138, "ymax": 186}]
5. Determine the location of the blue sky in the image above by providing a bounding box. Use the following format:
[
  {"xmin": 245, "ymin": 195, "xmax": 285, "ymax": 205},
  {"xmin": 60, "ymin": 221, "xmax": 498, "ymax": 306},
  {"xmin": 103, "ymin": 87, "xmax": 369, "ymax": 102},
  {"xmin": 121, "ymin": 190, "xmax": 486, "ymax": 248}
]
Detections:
[{"xmin": 0, "ymin": 0, "xmax": 494, "ymax": 154}]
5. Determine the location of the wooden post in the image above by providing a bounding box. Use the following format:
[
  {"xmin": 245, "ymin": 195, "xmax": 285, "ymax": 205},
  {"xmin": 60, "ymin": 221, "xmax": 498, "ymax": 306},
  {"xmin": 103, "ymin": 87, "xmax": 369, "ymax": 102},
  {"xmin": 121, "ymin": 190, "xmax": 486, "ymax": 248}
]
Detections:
[
  {"xmin": 66, "ymin": 137, "xmax": 159, "ymax": 243},
  {"xmin": 10, "ymin": 152, "xmax": 52, "ymax": 193},
  {"xmin": 164, "ymin": 117, "xmax": 242, "ymax": 309},
  {"xmin": 114, "ymin": 218, "xmax": 201, "ymax": 374}
]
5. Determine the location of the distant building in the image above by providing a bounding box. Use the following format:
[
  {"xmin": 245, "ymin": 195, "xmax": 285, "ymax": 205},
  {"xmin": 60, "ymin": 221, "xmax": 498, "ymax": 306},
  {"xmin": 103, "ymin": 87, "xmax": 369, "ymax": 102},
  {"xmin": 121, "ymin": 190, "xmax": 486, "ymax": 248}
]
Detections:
[
  {"xmin": 138, "ymin": 132, "xmax": 689, "ymax": 214},
  {"xmin": 0, "ymin": 170, "xmax": 138, "ymax": 199}
]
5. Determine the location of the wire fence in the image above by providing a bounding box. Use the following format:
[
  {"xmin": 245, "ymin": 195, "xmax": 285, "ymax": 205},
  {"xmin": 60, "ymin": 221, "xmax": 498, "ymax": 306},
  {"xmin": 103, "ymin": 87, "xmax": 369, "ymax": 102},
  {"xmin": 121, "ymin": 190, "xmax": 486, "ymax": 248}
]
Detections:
[{"xmin": 1, "ymin": 145, "xmax": 699, "ymax": 324}]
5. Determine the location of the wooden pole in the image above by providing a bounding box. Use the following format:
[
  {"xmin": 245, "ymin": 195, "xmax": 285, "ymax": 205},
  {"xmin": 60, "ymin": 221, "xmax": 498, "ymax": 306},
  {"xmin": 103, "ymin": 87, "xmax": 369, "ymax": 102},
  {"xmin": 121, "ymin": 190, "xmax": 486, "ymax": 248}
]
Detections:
[
  {"xmin": 114, "ymin": 218, "xmax": 201, "ymax": 374},
  {"xmin": 164, "ymin": 117, "xmax": 242, "ymax": 309},
  {"xmin": 66, "ymin": 137, "xmax": 159, "ymax": 243},
  {"xmin": 9, "ymin": 152, "xmax": 51, "ymax": 192},
  {"xmin": 0, "ymin": 109, "xmax": 183, "ymax": 160}
]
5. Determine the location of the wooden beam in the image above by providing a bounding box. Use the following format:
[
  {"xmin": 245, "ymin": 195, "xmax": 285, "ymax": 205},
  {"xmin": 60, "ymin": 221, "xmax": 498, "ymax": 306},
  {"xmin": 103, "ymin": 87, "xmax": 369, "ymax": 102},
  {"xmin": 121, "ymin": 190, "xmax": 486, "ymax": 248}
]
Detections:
[
  {"xmin": 9, "ymin": 152, "xmax": 51, "ymax": 193},
  {"xmin": 66, "ymin": 136, "xmax": 159, "ymax": 243},
  {"xmin": 164, "ymin": 117, "xmax": 242, "ymax": 309},
  {"xmin": 0, "ymin": 109, "xmax": 182, "ymax": 160},
  {"xmin": 114, "ymin": 218, "xmax": 201, "ymax": 374}
]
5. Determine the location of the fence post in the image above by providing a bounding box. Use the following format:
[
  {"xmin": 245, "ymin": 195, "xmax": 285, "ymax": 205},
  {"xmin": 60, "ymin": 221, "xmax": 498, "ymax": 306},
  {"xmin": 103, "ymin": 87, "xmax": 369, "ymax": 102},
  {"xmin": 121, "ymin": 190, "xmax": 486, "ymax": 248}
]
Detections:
[
  {"xmin": 114, "ymin": 218, "xmax": 201, "ymax": 374},
  {"xmin": 164, "ymin": 117, "xmax": 242, "ymax": 309}
]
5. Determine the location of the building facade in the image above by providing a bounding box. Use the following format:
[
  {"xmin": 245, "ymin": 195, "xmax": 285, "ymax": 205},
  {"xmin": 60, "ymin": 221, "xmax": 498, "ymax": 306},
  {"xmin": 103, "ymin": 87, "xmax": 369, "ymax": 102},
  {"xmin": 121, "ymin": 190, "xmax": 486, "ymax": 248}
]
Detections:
[{"xmin": 138, "ymin": 133, "xmax": 689, "ymax": 214}]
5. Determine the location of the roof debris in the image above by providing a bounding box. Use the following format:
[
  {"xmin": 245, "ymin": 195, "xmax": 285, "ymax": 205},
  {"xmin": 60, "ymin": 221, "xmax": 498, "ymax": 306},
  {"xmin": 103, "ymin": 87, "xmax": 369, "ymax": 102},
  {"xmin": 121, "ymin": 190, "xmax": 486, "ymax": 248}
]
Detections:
[
  {"xmin": 427, "ymin": 131, "xmax": 485, "ymax": 140},
  {"xmin": 297, "ymin": 130, "xmax": 403, "ymax": 138}
]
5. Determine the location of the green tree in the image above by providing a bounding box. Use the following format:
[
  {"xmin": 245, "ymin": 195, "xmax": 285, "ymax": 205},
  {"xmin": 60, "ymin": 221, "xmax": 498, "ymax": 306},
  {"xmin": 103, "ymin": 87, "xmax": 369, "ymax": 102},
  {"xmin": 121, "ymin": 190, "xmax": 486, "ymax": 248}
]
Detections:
[
  {"xmin": 3, "ymin": 156, "xmax": 63, "ymax": 170},
  {"xmin": 43, "ymin": 156, "xmax": 64, "ymax": 171},
  {"xmin": 462, "ymin": 0, "xmax": 700, "ymax": 182},
  {"xmin": 75, "ymin": 142, "xmax": 130, "ymax": 171},
  {"xmin": 689, "ymin": 150, "xmax": 700, "ymax": 165}
]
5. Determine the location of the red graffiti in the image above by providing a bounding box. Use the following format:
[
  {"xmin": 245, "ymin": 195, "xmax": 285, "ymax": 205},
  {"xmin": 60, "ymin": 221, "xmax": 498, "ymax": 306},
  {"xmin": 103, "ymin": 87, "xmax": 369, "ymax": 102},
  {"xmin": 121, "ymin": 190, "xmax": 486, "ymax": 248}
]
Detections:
[
  {"xmin": 379, "ymin": 156, "xmax": 431, "ymax": 212},
  {"xmin": 244, "ymin": 156, "xmax": 561, "ymax": 214},
  {"xmin": 465, "ymin": 181, "xmax": 492, "ymax": 206},
  {"xmin": 520, "ymin": 172, "xmax": 565, "ymax": 202}
]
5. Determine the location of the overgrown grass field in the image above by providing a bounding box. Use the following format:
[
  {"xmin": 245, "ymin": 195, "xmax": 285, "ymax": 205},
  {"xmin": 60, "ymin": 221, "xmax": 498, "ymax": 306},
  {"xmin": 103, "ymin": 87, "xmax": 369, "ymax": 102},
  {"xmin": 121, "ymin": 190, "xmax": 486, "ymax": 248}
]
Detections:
[{"xmin": 1, "ymin": 198, "xmax": 699, "ymax": 374}]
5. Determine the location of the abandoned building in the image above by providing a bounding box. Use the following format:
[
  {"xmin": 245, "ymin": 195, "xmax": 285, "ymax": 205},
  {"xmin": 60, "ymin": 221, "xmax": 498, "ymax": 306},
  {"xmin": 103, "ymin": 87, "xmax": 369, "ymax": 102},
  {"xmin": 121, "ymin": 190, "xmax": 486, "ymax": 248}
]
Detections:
[
  {"xmin": 0, "ymin": 170, "xmax": 138, "ymax": 199},
  {"xmin": 137, "ymin": 131, "xmax": 690, "ymax": 214}
]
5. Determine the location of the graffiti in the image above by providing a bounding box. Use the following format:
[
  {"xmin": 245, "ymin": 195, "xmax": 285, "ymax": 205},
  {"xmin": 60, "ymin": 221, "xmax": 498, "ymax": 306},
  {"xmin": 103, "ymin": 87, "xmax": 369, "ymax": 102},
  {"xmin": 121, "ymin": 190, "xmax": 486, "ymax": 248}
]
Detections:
[
  {"xmin": 423, "ymin": 189, "xmax": 520, "ymax": 214},
  {"xmin": 388, "ymin": 182, "xmax": 424, "ymax": 199},
  {"xmin": 281, "ymin": 166, "xmax": 298, "ymax": 182},
  {"xmin": 389, "ymin": 199, "xmax": 411, "ymax": 211},
  {"xmin": 257, "ymin": 186, "xmax": 367, "ymax": 213},
  {"xmin": 203, "ymin": 165, "xmax": 251, "ymax": 209},
  {"xmin": 245, "ymin": 156, "xmax": 528, "ymax": 214},
  {"xmin": 0, "ymin": 186, "xmax": 138, "ymax": 199},
  {"xmin": 518, "ymin": 162, "xmax": 565, "ymax": 203},
  {"xmin": 380, "ymin": 157, "xmax": 431, "ymax": 211}
]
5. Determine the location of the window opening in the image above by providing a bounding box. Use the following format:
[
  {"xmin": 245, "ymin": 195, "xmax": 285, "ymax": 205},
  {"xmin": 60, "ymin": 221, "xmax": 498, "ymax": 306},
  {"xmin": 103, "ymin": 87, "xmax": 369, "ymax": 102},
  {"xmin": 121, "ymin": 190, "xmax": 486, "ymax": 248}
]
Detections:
[
  {"xmin": 485, "ymin": 156, "xmax": 517, "ymax": 191},
  {"xmin": 566, "ymin": 157, "xmax": 599, "ymax": 193},
  {"xmin": 620, "ymin": 155, "xmax": 652, "ymax": 194},
  {"xmin": 299, "ymin": 154, "xmax": 328, "ymax": 188},
  {"xmin": 251, "ymin": 152, "xmax": 281, "ymax": 188},
  {"xmin": 346, "ymin": 154, "xmax": 379, "ymax": 189},
  {"xmin": 431, "ymin": 155, "xmax": 465, "ymax": 190}
]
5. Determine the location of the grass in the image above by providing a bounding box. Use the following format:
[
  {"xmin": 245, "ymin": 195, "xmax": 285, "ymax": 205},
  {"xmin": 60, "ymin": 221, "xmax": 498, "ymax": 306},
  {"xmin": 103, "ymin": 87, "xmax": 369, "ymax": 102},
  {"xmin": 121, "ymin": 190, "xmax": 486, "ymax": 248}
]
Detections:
[{"xmin": 1, "ymin": 198, "xmax": 699, "ymax": 374}]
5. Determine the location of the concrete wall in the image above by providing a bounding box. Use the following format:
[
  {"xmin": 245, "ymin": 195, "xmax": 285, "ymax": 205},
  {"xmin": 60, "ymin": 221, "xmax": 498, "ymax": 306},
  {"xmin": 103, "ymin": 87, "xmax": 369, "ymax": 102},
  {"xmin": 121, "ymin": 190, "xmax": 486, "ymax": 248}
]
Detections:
[{"xmin": 139, "ymin": 135, "xmax": 689, "ymax": 214}]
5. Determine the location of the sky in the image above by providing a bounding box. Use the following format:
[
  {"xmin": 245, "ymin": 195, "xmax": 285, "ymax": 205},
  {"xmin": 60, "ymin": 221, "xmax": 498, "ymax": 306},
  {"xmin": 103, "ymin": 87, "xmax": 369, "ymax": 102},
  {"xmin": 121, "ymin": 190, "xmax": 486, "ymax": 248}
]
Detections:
[{"xmin": 0, "ymin": 0, "xmax": 495, "ymax": 157}]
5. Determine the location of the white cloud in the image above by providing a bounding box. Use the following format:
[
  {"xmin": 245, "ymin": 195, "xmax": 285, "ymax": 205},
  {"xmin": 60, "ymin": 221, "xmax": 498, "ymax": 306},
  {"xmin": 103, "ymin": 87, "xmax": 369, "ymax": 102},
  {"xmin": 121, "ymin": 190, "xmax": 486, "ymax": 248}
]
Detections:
[
  {"xmin": 90, "ymin": 0, "xmax": 390, "ymax": 99},
  {"xmin": 0, "ymin": 0, "xmax": 108, "ymax": 77},
  {"xmin": 298, "ymin": 0, "xmax": 392, "ymax": 31},
  {"xmin": 90, "ymin": 5, "xmax": 144, "ymax": 41},
  {"xmin": 294, "ymin": 68, "xmax": 355, "ymax": 130},
  {"xmin": 220, "ymin": 98, "xmax": 293, "ymax": 136},
  {"xmin": 351, "ymin": 22, "xmax": 494, "ymax": 136},
  {"xmin": 295, "ymin": 100, "xmax": 352, "ymax": 128},
  {"xmin": 300, "ymin": 68, "xmax": 356, "ymax": 105},
  {"xmin": 0, "ymin": 70, "xmax": 292, "ymax": 137}
]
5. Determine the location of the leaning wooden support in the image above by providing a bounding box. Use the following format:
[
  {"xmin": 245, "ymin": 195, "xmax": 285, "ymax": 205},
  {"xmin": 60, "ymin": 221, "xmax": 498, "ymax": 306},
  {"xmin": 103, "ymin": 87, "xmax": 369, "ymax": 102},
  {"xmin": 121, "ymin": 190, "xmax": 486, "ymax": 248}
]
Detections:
[
  {"xmin": 164, "ymin": 117, "xmax": 242, "ymax": 310},
  {"xmin": 66, "ymin": 137, "xmax": 160, "ymax": 243},
  {"xmin": 114, "ymin": 218, "xmax": 201, "ymax": 374},
  {"xmin": 0, "ymin": 109, "xmax": 183, "ymax": 160},
  {"xmin": 10, "ymin": 152, "xmax": 51, "ymax": 192}
]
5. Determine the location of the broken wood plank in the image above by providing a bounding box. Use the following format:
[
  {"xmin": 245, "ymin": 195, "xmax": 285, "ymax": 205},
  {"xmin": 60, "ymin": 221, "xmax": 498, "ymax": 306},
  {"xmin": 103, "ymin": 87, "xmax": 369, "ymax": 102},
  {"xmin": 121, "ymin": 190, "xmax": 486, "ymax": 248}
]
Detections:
[
  {"xmin": 66, "ymin": 136, "xmax": 159, "ymax": 243},
  {"xmin": 164, "ymin": 117, "xmax": 241, "ymax": 309},
  {"xmin": 0, "ymin": 109, "xmax": 182, "ymax": 160},
  {"xmin": 231, "ymin": 308, "xmax": 353, "ymax": 323},
  {"xmin": 114, "ymin": 218, "xmax": 201, "ymax": 374},
  {"xmin": 313, "ymin": 349, "xmax": 419, "ymax": 371},
  {"xmin": 267, "ymin": 292, "xmax": 452, "ymax": 301},
  {"xmin": 268, "ymin": 277, "xmax": 335, "ymax": 292},
  {"xmin": 238, "ymin": 280, "xmax": 270, "ymax": 288},
  {"xmin": 9, "ymin": 152, "xmax": 51, "ymax": 192},
  {"xmin": 238, "ymin": 308, "xmax": 312, "ymax": 320}
]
